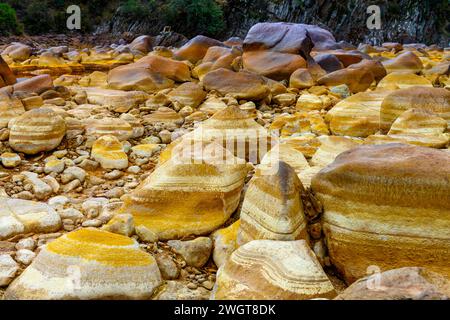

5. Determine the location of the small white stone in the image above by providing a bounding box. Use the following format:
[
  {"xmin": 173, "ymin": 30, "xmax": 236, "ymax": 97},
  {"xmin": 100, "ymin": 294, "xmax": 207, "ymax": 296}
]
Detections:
[
  {"xmin": 61, "ymin": 166, "xmax": 87, "ymax": 183},
  {"xmin": 59, "ymin": 208, "xmax": 84, "ymax": 221},
  {"xmin": 15, "ymin": 249, "xmax": 36, "ymax": 265},
  {"xmin": 82, "ymin": 219, "xmax": 103, "ymax": 227},
  {"xmin": 44, "ymin": 159, "xmax": 65, "ymax": 174},
  {"xmin": 16, "ymin": 238, "xmax": 36, "ymax": 251},
  {"xmin": 48, "ymin": 195, "xmax": 70, "ymax": 209},
  {"xmin": 1, "ymin": 152, "xmax": 21, "ymax": 168},
  {"xmin": 127, "ymin": 165, "xmax": 141, "ymax": 174}
]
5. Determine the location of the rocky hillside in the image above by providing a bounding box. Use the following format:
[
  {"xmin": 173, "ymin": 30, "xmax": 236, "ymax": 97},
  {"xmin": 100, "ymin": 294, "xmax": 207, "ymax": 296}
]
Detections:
[
  {"xmin": 96, "ymin": 0, "xmax": 449, "ymax": 46},
  {"xmin": 220, "ymin": 0, "xmax": 449, "ymax": 46}
]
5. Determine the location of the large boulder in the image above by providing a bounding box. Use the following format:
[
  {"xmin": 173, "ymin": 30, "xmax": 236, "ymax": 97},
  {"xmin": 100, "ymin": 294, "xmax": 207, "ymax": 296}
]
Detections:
[
  {"xmin": 242, "ymin": 23, "xmax": 336, "ymax": 80},
  {"xmin": 174, "ymin": 35, "xmax": 225, "ymax": 63},
  {"xmin": 9, "ymin": 108, "xmax": 66, "ymax": 155},
  {"xmin": 237, "ymin": 162, "xmax": 308, "ymax": 245},
  {"xmin": 317, "ymin": 67, "xmax": 374, "ymax": 93},
  {"xmin": 5, "ymin": 229, "xmax": 162, "ymax": 299},
  {"xmin": 186, "ymin": 105, "xmax": 274, "ymax": 163},
  {"xmin": 243, "ymin": 22, "xmax": 337, "ymax": 54},
  {"xmin": 382, "ymin": 51, "xmax": 423, "ymax": 73},
  {"xmin": 12, "ymin": 75, "xmax": 53, "ymax": 95},
  {"xmin": 380, "ymin": 86, "xmax": 450, "ymax": 132},
  {"xmin": 326, "ymin": 90, "xmax": 392, "ymax": 137},
  {"xmin": 107, "ymin": 54, "xmax": 191, "ymax": 92},
  {"xmin": 242, "ymin": 51, "xmax": 306, "ymax": 81},
  {"xmin": 212, "ymin": 240, "xmax": 336, "ymax": 300},
  {"xmin": 118, "ymin": 141, "xmax": 251, "ymax": 240},
  {"xmin": 0, "ymin": 56, "xmax": 16, "ymax": 87},
  {"xmin": 311, "ymin": 144, "xmax": 450, "ymax": 283},
  {"xmin": 128, "ymin": 35, "xmax": 153, "ymax": 53},
  {"xmin": 203, "ymin": 68, "xmax": 270, "ymax": 100},
  {"xmin": 2, "ymin": 43, "xmax": 32, "ymax": 62}
]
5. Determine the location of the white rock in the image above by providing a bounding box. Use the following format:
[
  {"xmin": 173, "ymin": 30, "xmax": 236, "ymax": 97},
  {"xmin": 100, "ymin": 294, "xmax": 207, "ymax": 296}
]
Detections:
[
  {"xmin": 0, "ymin": 197, "xmax": 61, "ymax": 240},
  {"xmin": 0, "ymin": 254, "xmax": 19, "ymax": 286},
  {"xmin": 21, "ymin": 171, "xmax": 53, "ymax": 200},
  {"xmin": 127, "ymin": 165, "xmax": 141, "ymax": 174},
  {"xmin": 48, "ymin": 195, "xmax": 69, "ymax": 209},
  {"xmin": 15, "ymin": 238, "xmax": 36, "ymax": 251},
  {"xmin": 61, "ymin": 166, "xmax": 86, "ymax": 183},
  {"xmin": 15, "ymin": 249, "xmax": 36, "ymax": 265},
  {"xmin": 58, "ymin": 208, "xmax": 84, "ymax": 221}
]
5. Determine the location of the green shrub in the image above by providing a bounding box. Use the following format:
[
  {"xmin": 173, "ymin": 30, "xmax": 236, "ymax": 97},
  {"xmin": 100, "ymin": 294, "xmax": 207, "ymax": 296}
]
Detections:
[
  {"xmin": 22, "ymin": 0, "xmax": 55, "ymax": 35},
  {"xmin": 164, "ymin": 0, "xmax": 225, "ymax": 37},
  {"xmin": 0, "ymin": 3, "xmax": 22, "ymax": 36},
  {"xmin": 118, "ymin": 0, "xmax": 155, "ymax": 20}
]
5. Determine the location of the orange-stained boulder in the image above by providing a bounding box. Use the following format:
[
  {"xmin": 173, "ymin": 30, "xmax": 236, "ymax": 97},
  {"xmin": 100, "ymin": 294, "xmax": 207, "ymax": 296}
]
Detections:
[
  {"xmin": 129, "ymin": 35, "xmax": 153, "ymax": 53},
  {"xmin": 243, "ymin": 51, "xmax": 306, "ymax": 80},
  {"xmin": 203, "ymin": 68, "xmax": 270, "ymax": 100},
  {"xmin": 0, "ymin": 56, "xmax": 16, "ymax": 87},
  {"xmin": 174, "ymin": 35, "xmax": 225, "ymax": 63},
  {"xmin": 289, "ymin": 68, "xmax": 315, "ymax": 89},
  {"xmin": 13, "ymin": 75, "xmax": 53, "ymax": 94},
  {"xmin": 380, "ymin": 86, "xmax": 450, "ymax": 132},
  {"xmin": 317, "ymin": 67, "xmax": 374, "ymax": 93},
  {"xmin": 382, "ymin": 51, "xmax": 423, "ymax": 73},
  {"xmin": 347, "ymin": 59, "xmax": 387, "ymax": 82},
  {"xmin": 313, "ymin": 53, "xmax": 344, "ymax": 73}
]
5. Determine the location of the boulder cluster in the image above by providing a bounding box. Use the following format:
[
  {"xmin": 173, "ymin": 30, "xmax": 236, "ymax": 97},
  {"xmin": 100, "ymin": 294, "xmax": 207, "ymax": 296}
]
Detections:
[{"xmin": 0, "ymin": 22, "xmax": 449, "ymax": 300}]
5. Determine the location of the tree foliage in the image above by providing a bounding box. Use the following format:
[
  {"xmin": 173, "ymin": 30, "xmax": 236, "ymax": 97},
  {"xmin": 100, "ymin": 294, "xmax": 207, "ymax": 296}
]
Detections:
[
  {"xmin": 164, "ymin": 0, "xmax": 225, "ymax": 37},
  {"xmin": 0, "ymin": 3, "xmax": 22, "ymax": 36}
]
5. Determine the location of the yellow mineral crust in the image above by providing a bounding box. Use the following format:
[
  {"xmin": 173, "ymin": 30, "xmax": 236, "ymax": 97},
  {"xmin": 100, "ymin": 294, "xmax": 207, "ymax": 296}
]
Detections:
[
  {"xmin": 119, "ymin": 141, "xmax": 250, "ymax": 240},
  {"xmin": 46, "ymin": 229, "xmax": 152, "ymax": 267},
  {"xmin": 311, "ymin": 143, "xmax": 450, "ymax": 284},
  {"xmin": 4, "ymin": 228, "xmax": 162, "ymax": 300}
]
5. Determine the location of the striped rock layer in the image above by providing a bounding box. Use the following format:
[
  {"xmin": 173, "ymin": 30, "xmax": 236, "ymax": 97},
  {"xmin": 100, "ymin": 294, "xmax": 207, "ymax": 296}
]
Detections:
[
  {"xmin": 70, "ymin": 87, "xmax": 149, "ymax": 113},
  {"xmin": 310, "ymin": 135, "xmax": 362, "ymax": 168},
  {"xmin": 238, "ymin": 162, "xmax": 308, "ymax": 245},
  {"xmin": 388, "ymin": 108, "xmax": 447, "ymax": 135},
  {"xmin": 9, "ymin": 108, "xmax": 66, "ymax": 155},
  {"xmin": 189, "ymin": 105, "xmax": 275, "ymax": 163},
  {"xmin": 0, "ymin": 94, "xmax": 25, "ymax": 129},
  {"xmin": 326, "ymin": 90, "xmax": 392, "ymax": 137},
  {"xmin": 376, "ymin": 72, "xmax": 433, "ymax": 90},
  {"xmin": 213, "ymin": 240, "xmax": 336, "ymax": 300},
  {"xmin": 380, "ymin": 87, "xmax": 450, "ymax": 132},
  {"xmin": 5, "ymin": 229, "xmax": 162, "ymax": 299},
  {"xmin": 85, "ymin": 117, "xmax": 133, "ymax": 141},
  {"xmin": 259, "ymin": 143, "xmax": 310, "ymax": 175},
  {"xmin": 119, "ymin": 141, "xmax": 251, "ymax": 240},
  {"xmin": 311, "ymin": 143, "xmax": 450, "ymax": 283}
]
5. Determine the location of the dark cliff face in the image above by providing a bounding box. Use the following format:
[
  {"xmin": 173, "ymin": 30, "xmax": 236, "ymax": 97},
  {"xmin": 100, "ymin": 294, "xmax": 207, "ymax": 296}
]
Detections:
[
  {"xmin": 95, "ymin": 0, "xmax": 449, "ymax": 46},
  {"xmin": 220, "ymin": 0, "xmax": 449, "ymax": 46}
]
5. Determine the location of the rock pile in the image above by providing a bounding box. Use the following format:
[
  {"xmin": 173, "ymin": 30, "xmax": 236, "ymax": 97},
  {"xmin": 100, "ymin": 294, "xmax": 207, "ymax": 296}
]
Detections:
[{"xmin": 0, "ymin": 21, "xmax": 449, "ymax": 300}]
